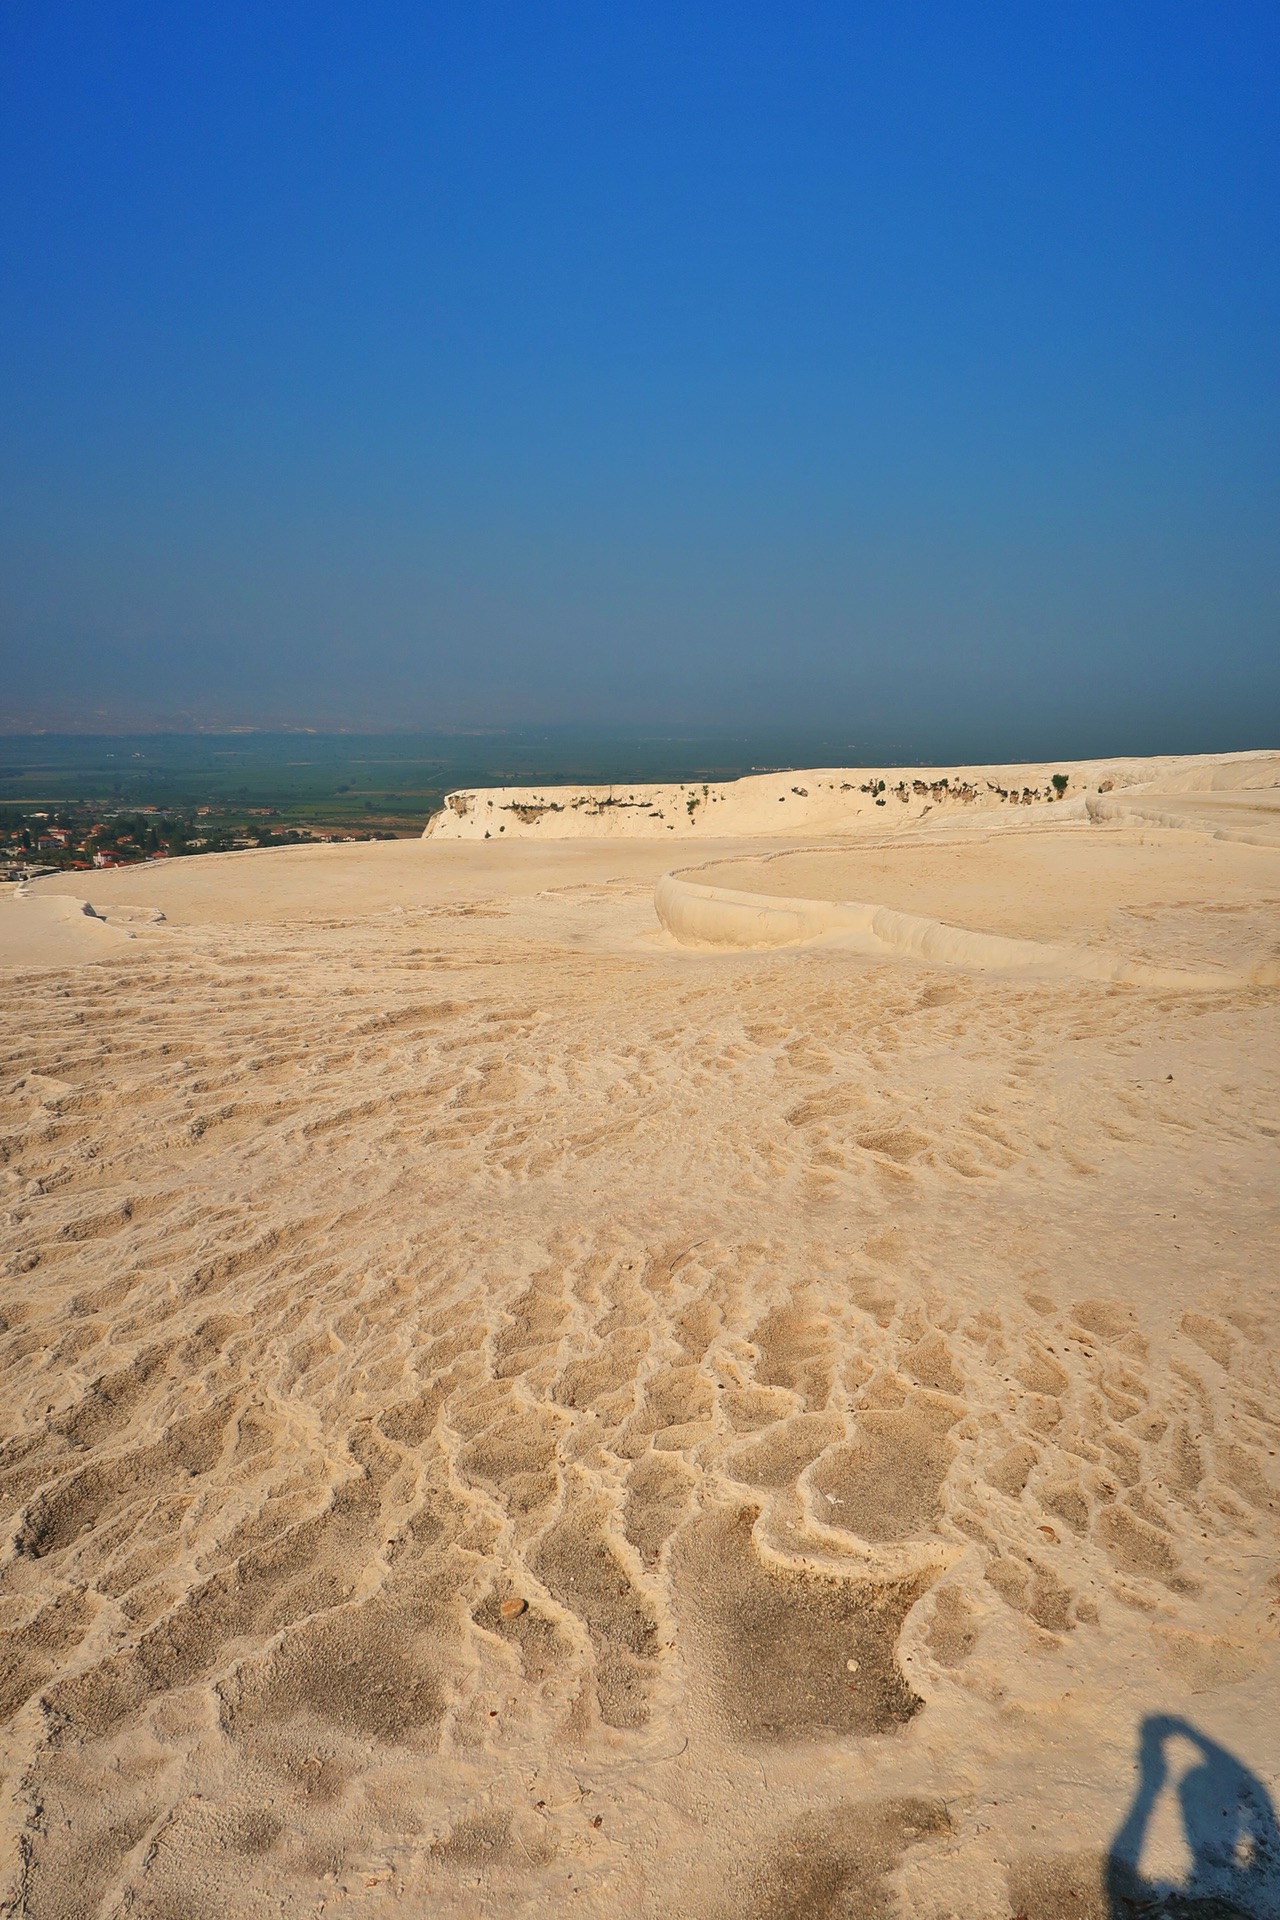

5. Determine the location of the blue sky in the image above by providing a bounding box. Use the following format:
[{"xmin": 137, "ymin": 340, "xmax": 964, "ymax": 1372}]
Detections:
[{"xmin": 2, "ymin": 1, "xmax": 1278, "ymax": 752}]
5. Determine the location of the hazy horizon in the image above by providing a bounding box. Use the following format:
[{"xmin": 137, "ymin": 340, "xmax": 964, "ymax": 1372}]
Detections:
[{"xmin": 1, "ymin": 721, "xmax": 1274, "ymax": 778}]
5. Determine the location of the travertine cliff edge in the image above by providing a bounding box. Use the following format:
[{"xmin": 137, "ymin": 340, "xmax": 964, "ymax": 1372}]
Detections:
[{"xmin": 425, "ymin": 749, "xmax": 1279, "ymax": 840}]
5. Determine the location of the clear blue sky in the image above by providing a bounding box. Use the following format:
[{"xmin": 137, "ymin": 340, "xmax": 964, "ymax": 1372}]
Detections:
[{"xmin": 2, "ymin": 1, "xmax": 1278, "ymax": 754}]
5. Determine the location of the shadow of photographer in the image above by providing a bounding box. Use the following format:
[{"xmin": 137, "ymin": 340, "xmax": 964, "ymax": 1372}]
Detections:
[{"xmin": 1107, "ymin": 1714, "xmax": 1280, "ymax": 1918}]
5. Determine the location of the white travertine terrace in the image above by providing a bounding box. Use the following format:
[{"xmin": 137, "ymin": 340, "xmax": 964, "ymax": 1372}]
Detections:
[
  {"xmin": 425, "ymin": 749, "xmax": 1280, "ymax": 842},
  {"xmin": 652, "ymin": 867, "xmax": 1280, "ymax": 988}
]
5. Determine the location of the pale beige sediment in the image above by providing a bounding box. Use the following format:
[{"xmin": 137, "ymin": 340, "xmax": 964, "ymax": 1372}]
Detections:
[{"xmin": 0, "ymin": 755, "xmax": 1276, "ymax": 1918}]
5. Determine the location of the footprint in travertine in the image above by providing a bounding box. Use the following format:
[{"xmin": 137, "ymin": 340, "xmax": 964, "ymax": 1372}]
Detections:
[
  {"xmin": 529, "ymin": 1484, "xmax": 659, "ymax": 1729},
  {"xmin": 377, "ymin": 1374, "xmax": 456, "ymax": 1447},
  {"xmin": 553, "ymin": 1326, "xmax": 650, "ymax": 1420},
  {"xmin": 1070, "ymin": 1297, "xmax": 1148, "ymax": 1357},
  {"xmin": 431, "ymin": 1808, "xmax": 512, "ymax": 1867},
  {"xmin": 428, "ymin": 1804, "xmax": 556, "ymax": 1874},
  {"xmin": 1093, "ymin": 1503, "xmax": 1199, "ymax": 1594},
  {"xmin": 985, "ymin": 1552, "xmax": 1077, "ymax": 1633},
  {"xmin": 751, "ymin": 1298, "xmax": 838, "ymax": 1409},
  {"xmin": 986, "ymin": 1440, "xmax": 1039, "ymax": 1499},
  {"xmin": 1038, "ymin": 1478, "xmax": 1091, "ymax": 1535},
  {"xmin": 1017, "ymin": 1344, "xmax": 1070, "ymax": 1397},
  {"xmin": 457, "ymin": 1408, "xmax": 563, "ymax": 1519},
  {"xmin": 721, "ymin": 1384, "xmax": 800, "ymax": 1433},
  {"xmin": 720, "ymin": 1797, "xmax": 951, "ymax": 1920},
  {"xmin": 725, "ymin": 1414, "xmax": 845, "ymax": 1490},
  {"xmin": 810, "ymin": 1399, "xmax": 958, "ymax": 1544},
  {"xmin": 673, "ymin": 1292, "xmax": 723, "ymax": 1360},
  {"xmin": 14, "ymin": 1398, "xmax": 226, "ymax": 1561},
  {"xmin": 1165, "ymin": 1419, "xmax": 1205, "ymax": 1500},
  {"xmin": 615, "ymin": 1362, "xmax": 716, "ymax": 1456},
  {"xmin": 623, "ymin": 1451, "xmax": 695, "ymax": 1567},
  {"xmin": 225, "ymin": 1583, "xmax": 460, "ymax": 1744},
  {"xmin": 673, "ymin": 1504, "xmax": 934, "ymax": 1742},
  {"xmin": 1214, "ymin": 1438, "xmax": 1279, "ymax": 1516},
  {"xmin": 848, "ymin": 1273, "xmax": 898, "ymax": 1326},
  {"xmin": 902, "ymin": 1330, "xmax": 963, "ymax": 1395},
  {"xmin": 1155, "ymin": 1626, "xmax": 1260, "ymax": 1693},
  {"xmin": 0, "ymin": 1590, "xmax": 96, "ymax": 1724},
  {"xmin": 924, "ymin": 1585, "xmax": 979, "ymax": 1667},
  {"xmin": 1099, "ymin": 1426, "xmax": 1143, "ymax": 1490},
  {"xmin": 855, "ymin": 1122, "xmax": 932, "ymax": 1166},
  {"xmin": 492, "ymin": 1278, "xmax": 572, "ymax": 1379},
  {"xmin": 47, "ymin": 1341, "xmax": 175, "ymax": 1451},
  {"xmin": 1180, "ymin": 1310, "xmax": 1236, "ymax": 1372}
]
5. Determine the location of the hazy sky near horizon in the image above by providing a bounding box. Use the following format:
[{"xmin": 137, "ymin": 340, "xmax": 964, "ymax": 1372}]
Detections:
[{"xmin": 2, "ymin": 2, "xmax": 1278, "ymax": 753}]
